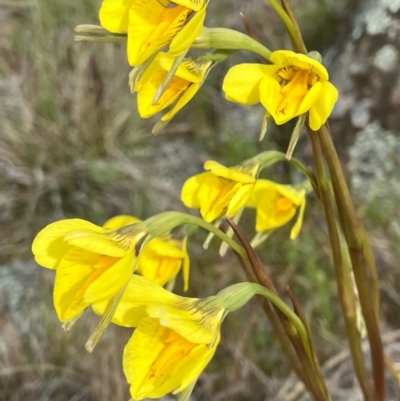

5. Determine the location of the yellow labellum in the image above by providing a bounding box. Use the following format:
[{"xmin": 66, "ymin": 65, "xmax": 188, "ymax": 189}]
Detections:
[
  {"xmin": 223, "ymin": 50, "xmax": 338, "ymax": 130},
  {"xmin": 181, "ymin": 160, "xmax": 258, "ymax": 222},
  {"xmin": 246, "ymin": 179, "xmax": 306, "ymax": 239}
]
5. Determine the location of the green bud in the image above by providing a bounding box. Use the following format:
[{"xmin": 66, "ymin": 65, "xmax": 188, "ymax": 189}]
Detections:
[
  {"xmin": 193, "ymin": 27, "xmax": 271, "ymax": 60},
  {"xmin": 74, "ymin": 24, "xmax": 127, "ymax": 44}
]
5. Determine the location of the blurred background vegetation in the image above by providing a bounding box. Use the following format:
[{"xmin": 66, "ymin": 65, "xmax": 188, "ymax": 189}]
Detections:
[{"xmin": 1, "ymin": 0, "xmax": 399, "ymax": 400}]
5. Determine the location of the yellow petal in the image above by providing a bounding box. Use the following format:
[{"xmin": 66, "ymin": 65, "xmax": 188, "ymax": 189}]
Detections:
[
  {"xmin": 161, "ymin": 82, "xmax": 200, "ymax": 122},
  {"xmin": 245, "ymin": 179, "xmax": 276, "ymax": 208},
  {"xmin": 251, "ymin": 183, "xmax": 299, "ymax": 232},
  {"xmin": 197, "ymin": 174, "xmax": 240, "ymax": 222},
  {"xmin": 271, "ymin": 50, "xmax": 329, "ymax": 81},
  {"xmin": 309, "ymin": 81, "xmax": 339, "ymax": 131},
  {"xmin": 169, "ymin": 7, "xmax": 206, "ymax": 56},
  {"xmin": 170, "ymin": 0, "xmax": 207, "ymax": 12},
  {"xmin": 99, "ymin": 0, "xmax": 133, "ymax": 33},
  {"xmin": 32, "ymin": 219, "xmax": 103, "ymax": 269},
  {"xmin": 124, "ymin": 318, "xmax": 219, "ymax": 399},
  {"xmin": 84, "ymin": 252, "xmax": 136, "ymax": 304},
  {"xmin": 276, "ymin": 185, "xmax": 306, "ymax": 206},
  {"xmin": 290, "ymin": 190, "xmax": 306, "ymax": 239},
  {"xmin": 137, "ymin": 68, "xmax": 190, "ymax": 118},
  {"xmin": 53, "ymin": 247, "xmax": 104, "ymax": 321},
  {"xmin": 172, "ymin": 334, "xmax": 219, "ymax": 393},
  {"xmin": 226, "ymin": 184, "xmax": 254, "ymax": 217},
  {"xmin": 65, "ymin": 224, "xmax": 144, "ymax": 257},
  {"xmin": 259, "ymin": 73, "xmax": 290, "ymax": 125},
  {"xmin": 223, "ymin": 64, "xmax": 276, "ymax": 105},
  {"xmin": 94, "ymin": 275, "xmax": 178, "ymax": 327},
  {"xmin": 128, "ymin": 0, "xmax": 191, "ymax": 66},
  {"xmin": 146, "ymin": 296, "xmax": 225, "ymax": 344},
  {"xmin": 181, "ymin": 172, "xmax": 209, "ymax": 208},
  {"xmin": 204, "ymin": 160, "xmax": 256, "ymax": 183},
  {"xmin": 138, "ymin": 239, "xmax": 184, "ymax": 286},
  {"xmin": 103, "ymin": 215, "xmax": 141, "ymax": 229},
  {"xmin": 297, "ymin": 81, "xmax": 322, "ymax": 116}
]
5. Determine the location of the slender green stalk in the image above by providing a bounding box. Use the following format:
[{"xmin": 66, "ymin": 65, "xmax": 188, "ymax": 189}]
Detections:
[
  {"xmin": 279, "ymin": 0, "xmax": 307, "ymax": 53},
  {"xmin": 266, "ymin": 0, "xmax": 303, "ymax": 52},
  {"xmin": 144, "ymin": 211, "xmax": 247, "ymax": 260},
  {"xmin": 308, "ymin": 129, "xmax": 373, "ymax": 401},
  {"xmin": 318, "ymin": 125, "xmax": 384, "ymax": 401}
]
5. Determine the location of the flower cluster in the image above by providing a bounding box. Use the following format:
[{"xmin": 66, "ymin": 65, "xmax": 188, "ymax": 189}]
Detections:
[{"xmin": 32, "ymin": 0, "xmax": 343, "ymax": 399}]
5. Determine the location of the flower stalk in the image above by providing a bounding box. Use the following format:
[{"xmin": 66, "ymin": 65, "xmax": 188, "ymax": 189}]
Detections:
[
  {"xmin": 315, "ymin": 124, "xmax": 384, "ymax": 401},
  {"xmin": 308, "ymin": 128, "xmax": 374, "ymax": 401}
]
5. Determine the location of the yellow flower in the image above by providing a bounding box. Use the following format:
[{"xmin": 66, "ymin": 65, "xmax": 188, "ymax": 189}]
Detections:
[
  {"xmin": 105, "ymin": 215, "xmax": 191, "ymax": 291},
  {"xmin": 246, "ymin": 179, "xmax": 306, "ymax": 239},
  {"xmin": 222, "ymin": 50, "xmax": 338, "ymax": 131},
  {"xmin": 32, "ymin": 216, "xmax": 146, "ymax": 322},
  {"xmin": 134, "ymin": 52, "xmax": 212, "ymax": 132},
  {"xmin": 93, "ymin": 275, "xmax": 225, "ymax": 400},
  {"xmin": 99, "ymin": 0, "xmax": 207, "ymax": 66},
  {"xmin": 181, "ymin": 160, "xmax": 258, "ymax": 222}
]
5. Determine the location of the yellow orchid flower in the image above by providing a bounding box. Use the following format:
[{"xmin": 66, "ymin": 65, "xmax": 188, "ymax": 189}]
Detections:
[
  {"xmin": 246, "ymin": 179, "xmax": 306, "ymax": 239},
  {"xmin": 32, "ymin": 216, "xmax": 146, "ymax": 322},
  {"xmin": 105, "ymin": 215, "xmax": 190, "ymax": 291},
  {"xmin": 93, "ymin": 274, "xmax": 225, "ymax": 400},
  {"xmin": 133, "ymin": 52, "xmax": 212, "ymax": 133},
  {"xmin": 222, "ymin": 50, "xmax": 338, "ymax": 131},
  {"xmin": 99, "ymin": 0, "xmax": 207, "ymax": 66},
  {"xmin": 181, "ymin": 160, "xmax": 259, "ymax": 223}
]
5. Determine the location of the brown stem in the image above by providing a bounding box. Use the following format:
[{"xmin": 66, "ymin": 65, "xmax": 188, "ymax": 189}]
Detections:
[
  {"xmin": 308, "ymin": 129, "xmax": 374, "ymax": 401},
  {"xmin": 234, "ymin": 251, "xmax": 307, "ymax": 384},
  {"xmin": 286, "ymin": 286, "xmax": 330, "ymax": 401},
  {"xmin": 226, "ymin": 218, "xmax": 329, "ymax": 401},
  {"xmin": 318, "ymin": 125, "xmax": 384, "ymax": 401}
]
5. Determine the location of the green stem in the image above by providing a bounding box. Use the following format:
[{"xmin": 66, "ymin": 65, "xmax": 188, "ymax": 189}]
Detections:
[
  {"xmin": 219, "ymin": 282, "xmax": 313, "ymax": 360},
  {"xmin": 266, "ymin": 0, "xmax": 302, "ymax": 52},
  {"xmin": 308, "ymin": 129, "xmax": 373, "ymax": 401},
  {"xmin": 318, "ymin": 125, "xmax": 384, "ymax": 401},
  {"xmin": 144, "ymin": 212, "xmax": 247, "ymax": 260},
  {"xmin": 279, "ymin": 0, "xmax": 308, "ymax": 53}
]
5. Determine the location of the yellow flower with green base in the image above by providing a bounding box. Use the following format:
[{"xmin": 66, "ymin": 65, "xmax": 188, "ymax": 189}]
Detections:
[
  {"xmin": 133, "ymin": 52, "xmax": 219, "ymax": 134},
  {"xmin": 246, "ymin": 179, "xmax": 307, "ymax": 240},
  {"xmin": 181, "ymin": 160, "xmax": 259, "ymax": 223},
  {"xmin": 32, "ymin": 214, "xmax": 191, "ymax": 322},
  {"xmin": 99, "ymin": 0, "xmax": 207, "ymax": 66},
  {"xmin": 32, "ymin": 217, "xmax": 145, "ymax": 322},
  {"xmin": 222, "ymin": 50, "xmax": 338, "ymax": 131},
  {"xmin": 93, "ymin": 274, "xmax": 225, "ymax": 400},
  {"xmin": 93, "ymin": 275, "xmax": 311, "ymax": 400}
]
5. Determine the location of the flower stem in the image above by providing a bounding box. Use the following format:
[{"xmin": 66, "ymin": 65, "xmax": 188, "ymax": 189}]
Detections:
[
  {"xmin": 317, "ymin": 125, "xmax": 384, "ymax": 401},
  {"xmin": 308, "ymin": 128, "xmax": 374, "ymax": 401}
]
